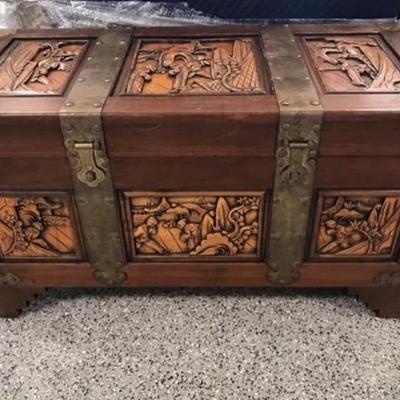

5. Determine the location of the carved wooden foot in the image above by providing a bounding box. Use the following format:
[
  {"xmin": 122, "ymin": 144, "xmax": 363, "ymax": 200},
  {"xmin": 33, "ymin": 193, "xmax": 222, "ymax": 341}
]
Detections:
[
  {"xmin": 0, "ymin": 287, "xmax": 45, "ymax": 318},
  {"xmin": 349, "ymin": 288, "xmax": 400, "ymax": 319}
]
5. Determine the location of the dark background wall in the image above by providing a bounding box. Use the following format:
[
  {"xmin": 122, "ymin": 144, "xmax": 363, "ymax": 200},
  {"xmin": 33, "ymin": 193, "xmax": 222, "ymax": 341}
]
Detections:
[{"xmin": 144, "ymin": 0, "xmax": 400, "ymax": 20}]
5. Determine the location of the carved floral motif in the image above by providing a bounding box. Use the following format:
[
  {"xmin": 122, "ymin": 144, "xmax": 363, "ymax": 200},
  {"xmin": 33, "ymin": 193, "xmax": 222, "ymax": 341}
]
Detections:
[
  {"xmin": 312, "ymin": 194, "xmax": 400, "ymax": 259},
  {"xmin": 306, "ymin": 36, "xmax": 400, "ymax": 92},
  {"xmin": 0, "ymin": 40, "xmax": 87, "ymax": 94},
  {"xmin": 0, "ymin": 194, "xmax": 80, "ymax": 260},
  {"xmin": 124, "ymin": 193, "xmax": 263, "ymax": 258},
  {"xmin": 124, "ymin": 39, "xmax": 264, "ymax": 95}
]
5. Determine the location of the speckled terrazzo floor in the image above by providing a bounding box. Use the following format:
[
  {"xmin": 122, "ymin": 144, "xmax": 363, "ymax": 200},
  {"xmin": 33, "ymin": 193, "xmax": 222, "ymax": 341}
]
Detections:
[{"xmin": 1, "ymin": 288, "xmax": 400, "ymax": 400}]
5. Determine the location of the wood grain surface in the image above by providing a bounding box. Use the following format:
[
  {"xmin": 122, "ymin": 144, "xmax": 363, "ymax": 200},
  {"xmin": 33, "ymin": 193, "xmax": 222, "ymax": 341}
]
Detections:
[{"xmin": 0, "ymin": 25, "xmax": 399, "ymax": 318}]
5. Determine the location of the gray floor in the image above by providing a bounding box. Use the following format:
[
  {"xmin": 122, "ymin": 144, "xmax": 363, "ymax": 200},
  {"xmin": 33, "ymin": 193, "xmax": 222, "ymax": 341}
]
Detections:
[{"xmin": 0, "ymin": 288, "xmax": 399, "ymax": 400}]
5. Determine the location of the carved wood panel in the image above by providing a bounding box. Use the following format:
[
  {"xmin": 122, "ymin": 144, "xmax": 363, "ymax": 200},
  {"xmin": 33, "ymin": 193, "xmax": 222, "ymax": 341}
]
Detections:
[
  {"xmin": 120, "ymin": 38, "xmax": 265, "ymax": 95},
  {"xmin": 122, "ymin": 192, "xmax": 265, "ymax": 260},
  {"xmin": 0, "ymin": 39, "xmax": 88, "ymax": 95},
  {"xmin": 0, "ymin": 193, "xmax": 82, "ymax": 261},
  {"xmin": 303, "ymin": 35, "xmax": 400, "ymax": 93},
  {"xmin": 310, "ymin": 191, "xmax": 400, "ymax": 261}
]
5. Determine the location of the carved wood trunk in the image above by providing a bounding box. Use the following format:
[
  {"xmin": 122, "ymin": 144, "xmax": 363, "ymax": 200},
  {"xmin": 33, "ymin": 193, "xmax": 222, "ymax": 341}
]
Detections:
[{"xmin": 0, "ymin": 24, "xmax": 400, "ymax": 317}]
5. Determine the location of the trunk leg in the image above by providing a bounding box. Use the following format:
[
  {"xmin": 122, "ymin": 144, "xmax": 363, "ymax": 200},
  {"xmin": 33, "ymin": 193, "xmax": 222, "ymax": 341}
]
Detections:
[
  {"xmin": 349, "ymin": 287, "xmax": 400, "ymax": 319},
  {"xmin": 0, "ymin": 287, "xmax": 45, "ymax": 318}
]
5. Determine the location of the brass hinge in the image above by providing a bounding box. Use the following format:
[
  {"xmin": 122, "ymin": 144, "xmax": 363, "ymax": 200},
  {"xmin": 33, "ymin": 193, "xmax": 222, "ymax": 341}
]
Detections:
[
  {"xmin": 60, "ymin": 30, "xmax": 132, "ymax": 286},
  {"xmin": 262, "ymin": 25, "xmax": 323, "ymax": 286}
]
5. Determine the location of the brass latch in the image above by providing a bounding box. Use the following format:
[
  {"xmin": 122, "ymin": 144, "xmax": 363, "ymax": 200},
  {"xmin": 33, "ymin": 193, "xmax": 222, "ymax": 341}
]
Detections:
[
  {"xmin": 277, "ymin": 139, "xmax": 317, "ymax": 187},
  {"xmin": 73, "ymin": 141, "xmax": 107, "ymax": 188}
]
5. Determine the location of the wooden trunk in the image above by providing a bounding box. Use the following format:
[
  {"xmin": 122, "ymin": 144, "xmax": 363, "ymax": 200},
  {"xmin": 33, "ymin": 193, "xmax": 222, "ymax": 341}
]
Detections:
[{"xmin": 0, "ymin": 24, "xmax": 399, "ymax": 317}]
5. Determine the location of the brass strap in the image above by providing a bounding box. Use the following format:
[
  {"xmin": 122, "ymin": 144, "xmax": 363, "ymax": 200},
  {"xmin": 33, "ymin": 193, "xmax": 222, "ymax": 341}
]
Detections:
[
  {"xmin": 262, "ymin": 26, "xmax": 323, "ymax": 285},
  {"xmin": 60, "ymin": 30, "xmax": 132, "ymax": 285}
]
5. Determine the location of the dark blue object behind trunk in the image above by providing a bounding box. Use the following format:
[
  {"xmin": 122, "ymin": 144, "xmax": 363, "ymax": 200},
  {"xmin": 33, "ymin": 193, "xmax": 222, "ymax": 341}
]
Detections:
[{"xmin": 144, "ymin": 0, "xmax": 400, "ymax": 20}]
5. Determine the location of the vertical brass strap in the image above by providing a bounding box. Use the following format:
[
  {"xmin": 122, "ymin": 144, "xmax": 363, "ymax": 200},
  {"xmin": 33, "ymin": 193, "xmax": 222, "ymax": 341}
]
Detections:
[
  {"xmin": 60, "ymin": 30, "xmax": 132, "ymax": 285},
  {"xmin": 262, "ymin": 26, "xmax": 323, "ymax": 285}
]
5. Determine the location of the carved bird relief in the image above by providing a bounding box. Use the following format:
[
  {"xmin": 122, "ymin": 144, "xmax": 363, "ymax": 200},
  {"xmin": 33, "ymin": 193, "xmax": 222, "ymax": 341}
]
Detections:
[
  {"xmin": 125, "ymin": 39, "xmax": 264, "ymax": 95},
  {"xmin": 0, "ymin": 40, "xmax": 86, "ymax": 94},
  {"xmin": 309, "ymin": 36, "xmax": 400, "ymax": 92}
]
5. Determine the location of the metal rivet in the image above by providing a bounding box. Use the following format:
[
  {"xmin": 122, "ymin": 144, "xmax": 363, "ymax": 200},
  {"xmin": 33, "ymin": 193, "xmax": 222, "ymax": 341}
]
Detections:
[
  {"xmin": 85, "ymin": 170, "xmax": 97, "ymax": 182},
  {"xmin": 92, "ymin": 124, "xmax": 101, "ymax": 132},
  {"xmin": 313, "ymin": 124, "xmax": 321, "ymax": 131},
  {"xmin": 104, "ymin": 78, "xmax": 111, "ymax": 83},
  {"xmin": 277, "ymin": 147, "xmax": 286, "ymax": 156},
  {"xmin": 120, "ymin": 40, "xmax": 126, "ymax": 45},
  {"xmin": 300, "ymin": 196, "xmax": 310, "ymax": 204},
  {"xmin": 87, "ymin": 56, "xmax": 93, "ymax": 61},
  {"xmin": 304, "ymin": 76, "xmax": 310, "ymax": 80},
  {"xmin": 297, "ymin": 54, "xmax": 302, "ymax": 58},
  {"xmin": 114, "ymin": 57, "xmax": 120, "ymax": 61},
  {"xmin": 106, "ymin": 198, "xmax": 116, "ymax": 207},
  {"xmin": 308, "ymin": 159, "xmax": 316, "ymax": 169},
  {"xmin": 275, "ymin": 76, "xmax": 282, "ymax": 80},
  {"xmin": 93, "ymin": 103, "xmax": 102, "ymax": 108},
  {"xmin": 77, "ymin": 77, "xmax": 85, "ymax": 82},
  {"xmin": 65, "ymin": 101, "xmax": 74, "ymax": 107},
  {"xmin": 281, "ymin": 100, "xmax": 290, "ymax": 106},
  {"xmin": 76, "ymin": 196, "xmax": 89, "ymax": 206},
  {"xmin": 310, "ymin": 100, "xmax": 320, "ymax": 106},
  {"xmin": 96, "ymin": 41, "xmax": 102, "ymax": 45},
  {"xmin": 291, "ymin": 39, "xmax": 295, "ymax": 42}
]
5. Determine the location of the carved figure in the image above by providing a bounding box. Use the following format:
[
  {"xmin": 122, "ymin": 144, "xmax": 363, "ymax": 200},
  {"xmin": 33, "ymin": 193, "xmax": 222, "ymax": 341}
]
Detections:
[
  {"xmin": 308, "ymin": 36, "xmax": 400, "ymax": 92},
  {"xmin": 125, "ymin": 39, "xmax": 264, "ymax": 95},
  {"xmin": 127, "ymin": 195, "xmax": 262, "ymax": 257},
  {"xmin": 0, "ymin": 40, "xmax": 86, "ymax": 94},
  {"xmin": 314, "ymin": 195, "xmax": 400, "ymax": 257},
  {"xmin": 0, "ymin": 195, "xmax": 78, "ymax": 259}
]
